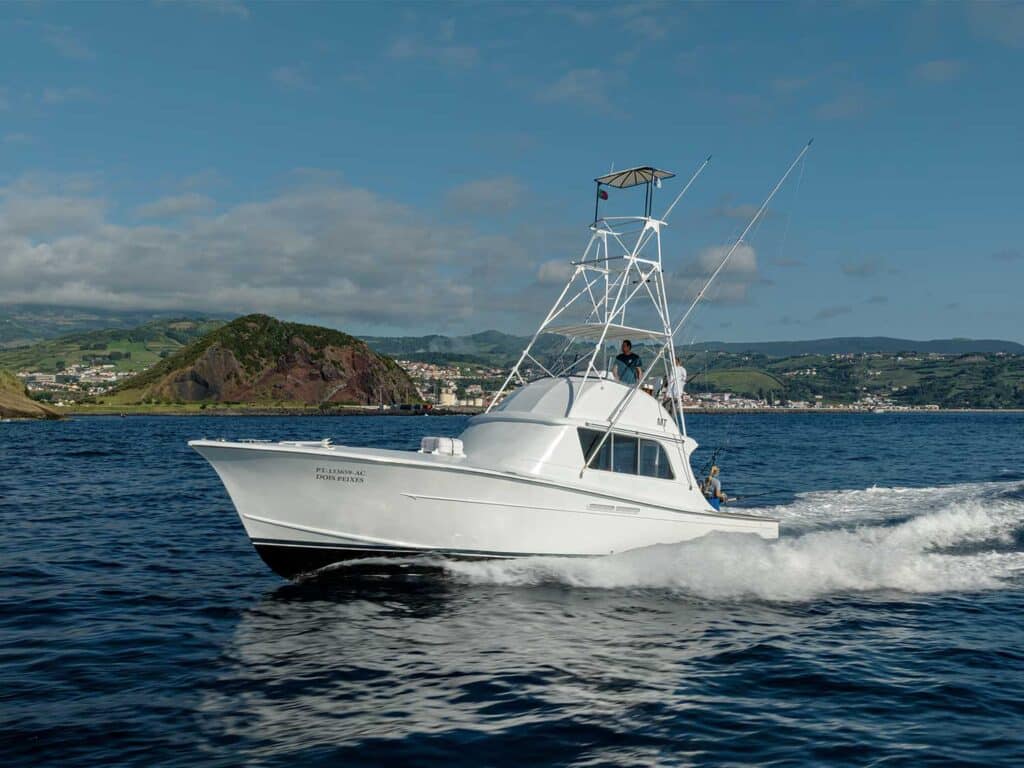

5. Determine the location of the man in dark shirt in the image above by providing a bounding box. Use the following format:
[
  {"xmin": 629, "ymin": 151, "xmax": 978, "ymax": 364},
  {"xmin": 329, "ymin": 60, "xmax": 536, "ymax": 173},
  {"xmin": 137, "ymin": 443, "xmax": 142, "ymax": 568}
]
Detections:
[{"xmin": 614, "ymin": 339, "xmax": 643, "ymax": 385}]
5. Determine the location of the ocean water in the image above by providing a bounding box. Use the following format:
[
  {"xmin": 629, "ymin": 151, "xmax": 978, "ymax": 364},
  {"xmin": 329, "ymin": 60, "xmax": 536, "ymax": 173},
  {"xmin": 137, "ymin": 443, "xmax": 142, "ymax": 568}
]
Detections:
[{"xmin": 1, "ymin": 413, "xmax": 1023, "ymax": 766}]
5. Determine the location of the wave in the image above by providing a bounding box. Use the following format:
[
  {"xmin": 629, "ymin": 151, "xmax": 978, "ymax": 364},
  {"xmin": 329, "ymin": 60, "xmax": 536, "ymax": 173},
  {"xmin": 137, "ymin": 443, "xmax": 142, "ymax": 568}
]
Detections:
[
  {"xmin": 443, "ymin": 483, "xmax": 1024, "ymax": 602},
  {"xmin": 762, "ymin": 480, "xmax": 1024, "ymax": 530}
]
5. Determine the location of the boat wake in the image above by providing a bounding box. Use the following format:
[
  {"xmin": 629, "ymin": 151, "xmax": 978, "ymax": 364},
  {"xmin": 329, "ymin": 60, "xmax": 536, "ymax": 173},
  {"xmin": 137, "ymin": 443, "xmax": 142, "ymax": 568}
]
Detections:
[{"xmin": 442, "ymin": 482, "xmax": 1024, "ymax": 601}]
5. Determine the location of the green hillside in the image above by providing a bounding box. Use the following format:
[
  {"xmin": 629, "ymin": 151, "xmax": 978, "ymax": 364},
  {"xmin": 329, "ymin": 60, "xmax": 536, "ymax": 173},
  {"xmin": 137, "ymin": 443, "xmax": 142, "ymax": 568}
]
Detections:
[
  {"xmin": 689, "ymin": 368, "xmax": 785, "ymax": 398},
  {"xmin": 682, "ymin": 336, "xmax": 1024, "ymax": 356},
  {"xmin": 363, "ymin": 330, "xmax": 570, "ymax": 366},
  {"xmin": 684, "ymin": 350, "xmax": 1024, "ymax": 408},
  {"xmin": 0, "ymin": 305, "xmax": 226, "ymax": 347},
  {"xmin": 111, "ymin": 314, "xmax": 419, "ymax": 406},
  {"xmin": 365, "ymin": 331, "xmax": 1024, "ymax": 367},
  {"xmin": 0, "ymin": 318, "xmax": 224, "ymax": 373}
]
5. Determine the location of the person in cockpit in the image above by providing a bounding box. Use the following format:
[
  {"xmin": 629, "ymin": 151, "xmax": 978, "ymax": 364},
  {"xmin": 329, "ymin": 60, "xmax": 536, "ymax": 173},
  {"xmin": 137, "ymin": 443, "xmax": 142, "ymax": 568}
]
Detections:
[
  {"xmin": 702, "ymin": 465, "xmax": 728, "ymax": 510},
  {"xmin": 660, "ymin": 355, "xmax": 687, "ymax": 407},
  {"xmin": 614, "ymin": 339, "xmax": 643, "ymax": 385}
]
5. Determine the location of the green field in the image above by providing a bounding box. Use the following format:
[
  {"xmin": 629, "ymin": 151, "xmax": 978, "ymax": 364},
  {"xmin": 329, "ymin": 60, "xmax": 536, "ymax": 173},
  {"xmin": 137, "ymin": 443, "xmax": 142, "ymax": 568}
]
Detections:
[
  {"xmin": 688, "ymin": 368, "xmax": 785, "ymax": 398},
  {"xmin": 681, "ymin": 351, "xmax": 1024, "ymax": 407},
  {"xmin": 0, "ymin": 319, "xmax": 224, "ymax": 373}
]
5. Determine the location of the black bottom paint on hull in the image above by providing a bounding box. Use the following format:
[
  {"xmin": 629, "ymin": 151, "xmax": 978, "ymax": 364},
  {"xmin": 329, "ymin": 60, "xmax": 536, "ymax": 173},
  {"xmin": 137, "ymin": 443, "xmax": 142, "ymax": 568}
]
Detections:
[{"xmin": 253, "ymin": 542, "xmax": 498, "ymax": 580}]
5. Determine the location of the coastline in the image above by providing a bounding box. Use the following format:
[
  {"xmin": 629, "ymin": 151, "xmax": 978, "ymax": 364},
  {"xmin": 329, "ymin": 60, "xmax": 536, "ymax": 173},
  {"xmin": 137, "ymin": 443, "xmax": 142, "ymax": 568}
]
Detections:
[{"xmin": 53, "ymin": 404, "xmax": 1024, "ymax": 417}]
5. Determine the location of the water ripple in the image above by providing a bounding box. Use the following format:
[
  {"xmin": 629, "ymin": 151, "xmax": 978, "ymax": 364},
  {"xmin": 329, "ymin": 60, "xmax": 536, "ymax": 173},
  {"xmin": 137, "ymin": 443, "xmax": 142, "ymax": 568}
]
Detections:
[{"xmin": 1, "ymin": 414, "xmax": 1023, "ymax": 766}]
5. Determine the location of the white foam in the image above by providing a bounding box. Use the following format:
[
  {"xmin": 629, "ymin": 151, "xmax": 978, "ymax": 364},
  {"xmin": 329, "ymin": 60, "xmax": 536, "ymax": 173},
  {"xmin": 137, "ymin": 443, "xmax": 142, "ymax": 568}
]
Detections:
[
  {"xmin": 444, "ymin": 483, "xmax": 1024, "ymax": 602},
  {"xmin": 763, "ymin": 480, "xmax": 1021, "ymax": 531}
]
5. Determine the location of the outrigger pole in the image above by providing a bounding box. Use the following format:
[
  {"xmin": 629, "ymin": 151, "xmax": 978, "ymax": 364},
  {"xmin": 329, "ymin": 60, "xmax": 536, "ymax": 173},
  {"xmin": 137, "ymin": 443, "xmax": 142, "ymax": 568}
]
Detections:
[
  {"xmin": 625, "ymin": 155, "xmax": 713, "ymax": 263},
  {"xmin": 673, "ymin": 139, "xmax": 813, "ymax": 336},
  {"xmin": 662, "ymin": 155, "xmax": 712, "ymax": 222}
]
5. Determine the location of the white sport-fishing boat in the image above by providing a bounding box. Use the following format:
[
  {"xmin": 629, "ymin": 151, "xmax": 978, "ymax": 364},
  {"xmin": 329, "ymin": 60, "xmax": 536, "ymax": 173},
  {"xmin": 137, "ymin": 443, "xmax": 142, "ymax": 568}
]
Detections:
[{"xmin": 191, "ymin": 146, "xmax": 812, "ymax": 578}]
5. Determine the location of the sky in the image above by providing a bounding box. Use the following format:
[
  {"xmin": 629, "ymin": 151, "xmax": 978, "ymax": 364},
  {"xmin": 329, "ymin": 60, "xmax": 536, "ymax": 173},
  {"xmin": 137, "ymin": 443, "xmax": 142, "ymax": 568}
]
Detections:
[{"xmin": 1, "ymin": 0, "xmax": 1022, "ymax": 342}]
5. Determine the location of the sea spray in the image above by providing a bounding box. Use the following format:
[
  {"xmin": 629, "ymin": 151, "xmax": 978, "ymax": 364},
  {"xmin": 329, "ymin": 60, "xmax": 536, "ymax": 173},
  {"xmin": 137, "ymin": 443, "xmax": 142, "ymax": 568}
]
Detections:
[{"xmin": 444, "ymin": 483, "xmax": 1024, "ymax": 601}]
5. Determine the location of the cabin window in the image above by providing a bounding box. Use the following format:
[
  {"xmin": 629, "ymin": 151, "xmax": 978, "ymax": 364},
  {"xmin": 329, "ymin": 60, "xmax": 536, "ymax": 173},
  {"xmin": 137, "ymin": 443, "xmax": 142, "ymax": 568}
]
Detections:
[
  {"xmin": 578, "ymin": 428, "xmax": 611, "ymax": 471},
  {"xmin": 639, "ymin": 439, "xmax": 674, "ymax": 479},
  {"xmin": 578, "ymin": 429, "xmax": 674, "ymax": 479},
  {"xmin": 612, "ymin": 435, "xmax": 638, "ymax": 474}
]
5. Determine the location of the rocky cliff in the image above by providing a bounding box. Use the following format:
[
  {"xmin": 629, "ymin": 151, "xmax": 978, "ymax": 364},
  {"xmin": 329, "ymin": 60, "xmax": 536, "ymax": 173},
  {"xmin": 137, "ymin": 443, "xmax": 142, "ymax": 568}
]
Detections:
[
  {"xmin": 114, "ymin": 314, "xmax": 420, "ymax": 406},
  {"xmin": 0, "ymin": 370, "xmax": 62, "ymax": 419}
]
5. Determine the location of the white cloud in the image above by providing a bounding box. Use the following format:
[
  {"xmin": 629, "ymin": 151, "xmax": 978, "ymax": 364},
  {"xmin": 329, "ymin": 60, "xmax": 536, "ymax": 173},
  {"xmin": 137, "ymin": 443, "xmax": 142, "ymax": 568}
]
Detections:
[
  {"xmin": 41, "ymin": 87, "xmax": 96, "ymax": 105},
  {"xmin": 814, "ymin": 304, "xmax": 853, "ymax": 320},
  {"xmin": 271, "ymin": 65, "xmax": 314, "ymax": 92},
  {"xmin": 712, "ymin": 200, "xmax": 770, "ymax": 221},
  {"xmin": 672, "ymin": 244, "xmax": 760, "ymax": 304},
  {"xmin": 814, "ymin": 89, "xmax": 867, "ymax": 121},
  {"xmin": 536, "ymin": 259, "xmax": 569, "ymax": 284},
  {"xmin": 158, "ymin": 0, "xmax": 251, "ymax": 20},
  {"xmin": 969, "ymin": 2, "xmax": 1024, "ymax": 48},
  {"xmin": 772, "ymin": 75, "xmax": 814, "ymax": 94},
  {"xmin": 913, "ymin": 58, "xmax": 965, "ymax": 83},
  {"xmin": 538, "ymin": 68, "xmax": 613, "ymax": 111},
  {"xmin": 554, "ymin": 3, "xmax": 676, "ymax": 41},
  {"xmin": 841, "ymin": 256, "xmax": 884, "ymax": 278},
  {"xmin": 992, "ymin": 248, "xmax": 1023, "ymax": 262},
  {"xmin": 0, "ymin": 174, "xmax": 534, "ymax": 331},
  {"xmin": 44, "ymin": 27, "xmax": 96, "ymax": 61},
  {"xmin": 387, "ymin": 19, "xmax": 478, "ymax": 69},
  {"xmin": 684, "ymin": 244, "xmax": 758, "ymax": 276},
  {"xmin": 445, "ymin": 177, "xmax": 526, "ymax": 215},
  {"xmin": 136, "ymin": 193, "xmax": 214, "ymax": 219},
  {"xmin": 0, "ymin": 179, "xmax": 106, "ymax": 237}
]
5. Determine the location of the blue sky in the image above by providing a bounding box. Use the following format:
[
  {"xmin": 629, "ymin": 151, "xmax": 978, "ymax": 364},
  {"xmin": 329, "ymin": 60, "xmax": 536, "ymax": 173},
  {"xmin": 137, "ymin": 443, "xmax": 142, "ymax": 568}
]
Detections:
[{"xmin": 1, "ymin": 1, "xmax": 1022, "ymax": 341}]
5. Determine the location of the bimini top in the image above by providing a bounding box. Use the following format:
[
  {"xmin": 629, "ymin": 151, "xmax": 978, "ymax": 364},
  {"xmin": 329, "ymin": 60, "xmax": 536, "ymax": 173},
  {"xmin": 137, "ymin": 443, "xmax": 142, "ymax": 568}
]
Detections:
[
  {"xmin": 594, "ymin": 166, "xmax": 675, "ymax": 189},
  {"xmin": 546, "ymin": 322, "xmax": 668, "ymax": 342},
  {"xmin": 488, "ymin": 376, "xmax": 676, "ymax": 436}
]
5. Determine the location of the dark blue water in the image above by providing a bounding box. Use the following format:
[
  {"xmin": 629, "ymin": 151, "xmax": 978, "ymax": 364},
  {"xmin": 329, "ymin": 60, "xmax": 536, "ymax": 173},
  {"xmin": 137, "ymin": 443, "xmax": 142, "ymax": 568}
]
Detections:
[{"xmin": 2, "ymin": 413, "xmax": 1023, "ymax": 766}]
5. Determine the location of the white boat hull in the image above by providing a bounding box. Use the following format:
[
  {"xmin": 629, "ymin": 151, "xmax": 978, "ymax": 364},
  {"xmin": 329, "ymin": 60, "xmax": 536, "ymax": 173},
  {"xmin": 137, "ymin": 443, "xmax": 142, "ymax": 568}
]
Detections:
[{"xmin": 190, "ymin": 440, "xmax": 779, "ymax": 578}]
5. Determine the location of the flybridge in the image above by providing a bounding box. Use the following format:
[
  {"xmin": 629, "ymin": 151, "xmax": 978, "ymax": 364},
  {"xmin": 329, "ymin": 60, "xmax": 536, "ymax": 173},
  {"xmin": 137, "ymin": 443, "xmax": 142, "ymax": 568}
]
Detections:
[
  {"xmin": 486, "ymin": 141, "xmax": 813, "ymax": 475},
  {"xmin": 487, "ymin": 158, "xmax": 712, "ymax": 448}
]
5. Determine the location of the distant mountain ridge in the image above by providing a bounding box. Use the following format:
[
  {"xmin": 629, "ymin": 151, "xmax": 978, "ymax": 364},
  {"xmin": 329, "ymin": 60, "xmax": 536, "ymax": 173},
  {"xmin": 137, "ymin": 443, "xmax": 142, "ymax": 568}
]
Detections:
[
  {"xmin": 0, "ymin": 304, "xmax": 228, "ymax": 348},
  {"xmin": 114, "ymin": 314, "xmax": 419, "ymax": 406},
  {"xmin": 680, "ymin": 337, "xmax": 1024, "ymax": 356},
  {"xmin": 0, "ymin": 318, "xmax": 225, "ymax": 373},
  {"xmin": 362, "ymin": 330, "xmax": 557, "ymax": 365},
  {"xmin": 364, "ymin": 331, "xmax": 1024, "ymax": 365}
]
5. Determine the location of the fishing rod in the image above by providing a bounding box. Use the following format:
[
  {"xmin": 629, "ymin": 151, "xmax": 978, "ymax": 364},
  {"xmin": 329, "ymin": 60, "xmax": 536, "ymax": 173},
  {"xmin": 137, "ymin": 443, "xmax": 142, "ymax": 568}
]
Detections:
[
  {"xmin": 662, "ymin": 155, "xmax": 713, "ymax": 222},
  {"xmin": 629, "ymin": 154, "xmax": 714, "ymax": 257},
  {"xmin": 672, "ymin": 139, "xmax": 814, "ymax": 337},
  {"xmin": 698, "ymin": 445, "xmax": 726, "ymax": 479}
]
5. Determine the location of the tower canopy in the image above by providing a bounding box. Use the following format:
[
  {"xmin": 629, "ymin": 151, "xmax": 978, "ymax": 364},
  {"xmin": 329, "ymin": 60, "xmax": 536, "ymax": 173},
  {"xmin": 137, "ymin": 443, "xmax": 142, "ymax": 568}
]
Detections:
[{"xmin": 594, "ymin": 166, "xmax": 675, "ymax": 189}]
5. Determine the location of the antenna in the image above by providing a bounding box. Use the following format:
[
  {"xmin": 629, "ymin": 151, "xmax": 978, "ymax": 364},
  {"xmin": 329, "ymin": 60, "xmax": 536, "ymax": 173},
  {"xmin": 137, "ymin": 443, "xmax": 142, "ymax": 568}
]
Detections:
[{"xmin": 673, "ymin": 139, "xmax": 813, "ymax": 336}]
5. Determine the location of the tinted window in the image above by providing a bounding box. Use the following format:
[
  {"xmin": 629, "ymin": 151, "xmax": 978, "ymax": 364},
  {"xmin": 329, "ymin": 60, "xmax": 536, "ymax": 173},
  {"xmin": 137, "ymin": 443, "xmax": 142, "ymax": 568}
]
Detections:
[
  {"xmin": 639, "ymin": 439, "xmax": 674, "ymax": 479},
  {"xmin": 612, "ymin": 435, "xmax": 638, "ymax": 474},
  {"xmin": 578, "ymin": 428, "xmax": 611, "ymax": 471},
  {"xmin": 580, "ymin": 429, "xmax": 659, "ymax": 476}
]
